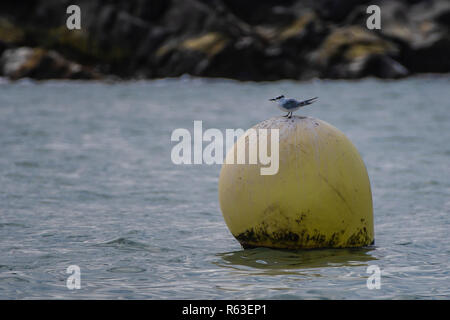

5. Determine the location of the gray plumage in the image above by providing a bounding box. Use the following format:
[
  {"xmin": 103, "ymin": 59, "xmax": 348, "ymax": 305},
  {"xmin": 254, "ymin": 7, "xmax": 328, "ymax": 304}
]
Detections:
[
  {"xmin": 269, "ymin": 95, "xmax": 318, "ymax": 118},
  {"xmin": 280, "ymin": 99, "xmax": 301, "ymax": 110}
]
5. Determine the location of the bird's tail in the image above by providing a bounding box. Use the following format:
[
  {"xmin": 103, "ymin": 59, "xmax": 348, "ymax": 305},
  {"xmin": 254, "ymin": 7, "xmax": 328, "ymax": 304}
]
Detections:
[{"xmin": 298, "ymin": 97, "xmax": 318, "ymax": 107}]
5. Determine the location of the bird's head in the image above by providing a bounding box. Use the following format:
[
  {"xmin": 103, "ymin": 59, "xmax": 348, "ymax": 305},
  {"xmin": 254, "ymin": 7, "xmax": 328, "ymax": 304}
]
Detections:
[{"xmin": 269, "ymin": 95, "xmax": 284, "ymax": 101}]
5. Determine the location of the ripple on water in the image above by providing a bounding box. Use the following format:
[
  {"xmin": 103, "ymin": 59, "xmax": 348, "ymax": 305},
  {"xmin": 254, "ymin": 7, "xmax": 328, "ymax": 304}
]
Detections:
[
  {"xmin": 14, "ymin": 161, "xmax": 40, "ymax": 168},
  {"xmin": 0, "ymin": 272, "xmax": 31, "ymax": 284},
  {"xmin": 0, "ymin": 276, "xmax": 30, "ymax": 284},
  {"xmin": 107, "ymin": 266, "xmax": 147, "ymax": 273},
  {"xmin": 1, "ymin": 77, "xmax": 450, "ymax": 299},
  {"xmin": 0, "ymin": 222, "xmax": 28, "ymax": 229},
  {"xmin": 94, "ymin": 237, "xmax": 168, "ymax": 253}
]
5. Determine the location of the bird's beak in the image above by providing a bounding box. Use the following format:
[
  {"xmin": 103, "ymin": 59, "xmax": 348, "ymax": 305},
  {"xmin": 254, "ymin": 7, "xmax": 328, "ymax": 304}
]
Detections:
[{"xmin": 269, "ymin": 98, "xmax": 275, "ymax": 101}]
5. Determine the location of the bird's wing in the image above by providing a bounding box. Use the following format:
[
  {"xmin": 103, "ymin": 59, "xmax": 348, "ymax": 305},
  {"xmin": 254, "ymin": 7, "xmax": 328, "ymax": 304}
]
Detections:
[
  {"xmin": 298, "ymin": 97, "xmax": 318, "ymax": 106},
  {"xmin": 283, "ymin": 99, "xmax": 300, "ymax": 109}
]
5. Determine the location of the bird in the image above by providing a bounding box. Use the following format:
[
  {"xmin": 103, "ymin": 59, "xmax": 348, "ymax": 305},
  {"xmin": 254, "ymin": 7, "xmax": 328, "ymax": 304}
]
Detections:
[{"xmin": 269, "ymin": 95, "xmax": 318, "ymax": 118}]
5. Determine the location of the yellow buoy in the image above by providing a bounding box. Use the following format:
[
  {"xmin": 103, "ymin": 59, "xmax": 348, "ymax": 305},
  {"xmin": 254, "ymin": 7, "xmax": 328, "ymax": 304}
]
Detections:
[{"xmin": 219, "ymin": 116, "xmax": 374, "ymax": 249}]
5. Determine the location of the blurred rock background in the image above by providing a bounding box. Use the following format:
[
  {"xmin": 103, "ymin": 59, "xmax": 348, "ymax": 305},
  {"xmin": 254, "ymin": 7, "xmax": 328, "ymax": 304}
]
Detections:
[{"xmin": 0, "ymin": 0, "xmax": 449, "ymax": 81}]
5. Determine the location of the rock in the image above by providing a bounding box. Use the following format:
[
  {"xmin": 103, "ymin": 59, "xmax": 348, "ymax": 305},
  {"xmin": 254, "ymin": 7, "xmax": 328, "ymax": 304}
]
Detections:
[
  {"xmin": 153, "ymin": 32, "xmax": 230, "ymax": 77},
  {"xmin": 403, "ymin": 36, "xmax": 450, "ymax": 73},
  {"xmin": 0, "ymin": 47, "xmax": 34, "ymax": 78},
  {"xmin": 310, "ymin": 26, "xmax": 408, "ymax": 78},
  {"xmin": 0, "ymin": 18, "xmax": 24, "ymax": 45},
  {"xmin": 376, "ymin": 0, "xmax": 450, "ymax": 73},
  {"xmin": 313, "ymin": 0, "xmax": 366, "ymax": 23},
  {"xmin": 181, "ymin": 32, "xmax": 230, "ymax": 57},
  {"xmin": 403, "ymin": 0, "xmax": 450, "ymax": 73},
  {"xmin": 0, "ymin": 47, "xmax": 100, "ymax": 80},
  {"xmin": 0, "ymin": 0, "xmax": 449, "ymax": 80},
  {"xmin": 357, "ymin": 54, "xmax": 409, "ymax": 78},
  {"xmin": 220, "ymin": 0, "xmax": 297, "ymax": 26}
]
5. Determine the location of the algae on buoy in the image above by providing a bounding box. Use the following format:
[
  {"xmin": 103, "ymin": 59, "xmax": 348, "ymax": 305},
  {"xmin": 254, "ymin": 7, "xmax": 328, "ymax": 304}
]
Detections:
[{"xmin": 218, "ymin": 116, "xmax": 374, "ymax": 249}]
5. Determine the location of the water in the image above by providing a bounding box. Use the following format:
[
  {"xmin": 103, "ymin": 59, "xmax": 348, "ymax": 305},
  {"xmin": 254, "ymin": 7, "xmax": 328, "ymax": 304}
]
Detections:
[{"xmin": 0, "ymin": 76, "xmax": 449, "ymax": 299}]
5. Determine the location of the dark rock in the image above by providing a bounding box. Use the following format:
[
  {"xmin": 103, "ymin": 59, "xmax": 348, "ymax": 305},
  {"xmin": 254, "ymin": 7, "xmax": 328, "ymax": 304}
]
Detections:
[
  {"xmin": 378, "ymin": 0, "xmax": 450, "ymax": 73},
  {"xmin": 313, "ymin": 0, "xmax": 371, "ymax": 23},
  {"xmin": 403, "ymin": 36, "xmax": 450, "ymax": 73},
  {"xmin": 310, "ymin": 26, "xmax": 406, "ymax": 78},
  {"xmin": 0, "ymin": 47, "xmax": 101, "ymax": 80},
  {"xmin": 361, "ymin": 54, "xmax": 409, "ymax": 78},
  {"xmin": 0, "ymin": 0, "xmax": 449, "ymax": 80},
  {"xmin": 220, "ymin": 0, "xmax": 297, "ymax": 26}
]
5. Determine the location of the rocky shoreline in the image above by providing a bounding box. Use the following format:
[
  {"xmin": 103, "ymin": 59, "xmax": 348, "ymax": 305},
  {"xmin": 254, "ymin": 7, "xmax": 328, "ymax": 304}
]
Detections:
[{"xmin": 0, "ymin": 0, "xmax": 449, "ymax": 81}]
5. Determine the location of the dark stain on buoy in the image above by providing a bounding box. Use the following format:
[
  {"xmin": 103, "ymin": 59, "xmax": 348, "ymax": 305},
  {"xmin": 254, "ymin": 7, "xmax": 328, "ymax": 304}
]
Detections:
[
  {"xmin": 346, "ymin": 227, "xmax": 371, "ymax": 247},
  {"xmin": 235, "ymin": 226, "xmax": 369, "ymax": 250}
]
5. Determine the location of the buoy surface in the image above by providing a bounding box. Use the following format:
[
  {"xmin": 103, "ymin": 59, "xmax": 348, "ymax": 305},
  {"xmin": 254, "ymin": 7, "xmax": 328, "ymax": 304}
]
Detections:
[{"xmin": 219, "ymin": 116, "xmax": 374, "ymax": 249}]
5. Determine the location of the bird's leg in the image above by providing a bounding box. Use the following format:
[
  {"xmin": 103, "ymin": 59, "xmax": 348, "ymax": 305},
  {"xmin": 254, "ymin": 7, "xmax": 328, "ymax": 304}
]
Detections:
[{"xmin": 288, "ymin": 112, "xmax": 292, "ymax": 118}]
